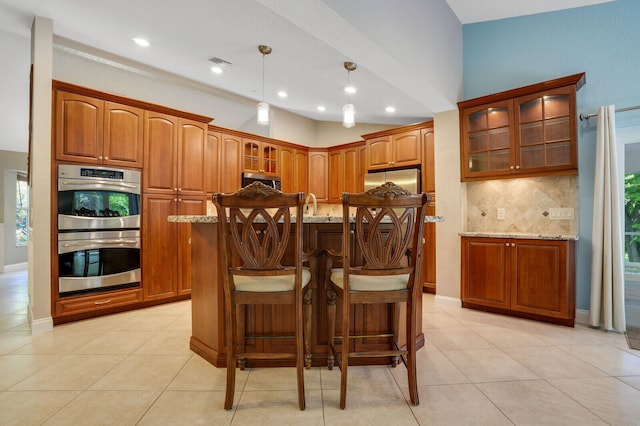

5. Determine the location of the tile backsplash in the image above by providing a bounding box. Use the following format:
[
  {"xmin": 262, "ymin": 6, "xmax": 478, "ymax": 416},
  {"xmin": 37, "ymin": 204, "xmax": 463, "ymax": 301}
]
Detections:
[{"xmin": 465, "ymin": 175, "xmax": 578, "ymax": 235}]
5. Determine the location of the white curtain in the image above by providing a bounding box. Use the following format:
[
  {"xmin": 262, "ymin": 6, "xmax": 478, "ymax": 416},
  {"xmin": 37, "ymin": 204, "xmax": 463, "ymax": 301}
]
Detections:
[{"xmin": 589, "ymin": 105, "xmax": 626, "ymax": 332}]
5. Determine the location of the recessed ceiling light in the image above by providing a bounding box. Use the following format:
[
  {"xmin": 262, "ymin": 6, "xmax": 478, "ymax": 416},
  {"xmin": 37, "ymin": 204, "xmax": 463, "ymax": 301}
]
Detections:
[
  {"xmin": 211, "ymin": 66, "xmax": 223, "ymax": 74},
  {"xmin": 385, "ymin": 106, "xmax": 396, "ymax": 113},
  {"xmin": 277, "ymin": 91, "xmax": 287, "ymax": 98},
  {"xmin": 132, "ymin": 37, "xmax": 149, "ymax": 47},
  {"xmin": 344, "ymin": 86, "xmax": 356, "ymax": 94},
  {"xmin": 317, "ymin": 106, "xmax": 326, "ymax": 112}
]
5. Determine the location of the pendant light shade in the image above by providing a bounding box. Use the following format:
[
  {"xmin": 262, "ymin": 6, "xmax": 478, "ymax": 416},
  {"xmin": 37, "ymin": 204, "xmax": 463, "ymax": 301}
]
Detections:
[
  {"xmin": 257, "ymin": 45, "xmax": 272, "ymax": 126},
  {"xmin": 257, "ymin": 102, "xmax": 270, "ymax": 125},
  {"xmin": 343, "ymin": 61, "xmax": 357, "ymax": 128},
  {"xmin": 342, "ymin": 103, "xmax": 355, "ymax": 128}
]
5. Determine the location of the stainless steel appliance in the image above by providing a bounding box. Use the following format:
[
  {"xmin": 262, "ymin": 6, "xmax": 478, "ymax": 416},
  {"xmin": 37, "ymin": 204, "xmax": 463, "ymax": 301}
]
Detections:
[
  {"xmin": 58, "ymin": 230, "xmax": 141, "ymax": 295},
  {"xmin": 57, "ymin": 164, "xmax": 142, "ymax": 296},
  {"xmin": 241, "ymin": 172, "xmax": 281, "ymax": 190},
  {"xmin": 364, "ymin": 168, "xmax": 420, "ymax": 194},
  {"xmin": 58, "ymin": 164, "xmax": 141, "ymax": 231}
]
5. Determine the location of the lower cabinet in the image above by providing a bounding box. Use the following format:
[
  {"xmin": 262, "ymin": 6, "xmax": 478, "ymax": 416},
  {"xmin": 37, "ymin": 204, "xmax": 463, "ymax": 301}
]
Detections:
[
  {"xmin": 142, "ymin": 194, "xmax": 206, "ymax": 300},
  {"xmin": 461, "ymin": 236, "xmax": 575, "ymax": 326}
]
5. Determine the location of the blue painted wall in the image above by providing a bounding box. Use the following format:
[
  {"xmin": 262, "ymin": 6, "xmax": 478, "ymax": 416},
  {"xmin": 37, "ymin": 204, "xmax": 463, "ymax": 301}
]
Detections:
[{"xmin": 463, "ymin": 0, "xmax": 640, "ymax": 310}]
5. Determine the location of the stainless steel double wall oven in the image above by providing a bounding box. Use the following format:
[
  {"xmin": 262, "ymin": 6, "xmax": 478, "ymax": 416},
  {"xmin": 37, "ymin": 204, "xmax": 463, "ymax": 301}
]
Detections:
[{"xmin": 57, "ymin": 164, "xmax": 141, "ymax": 296}]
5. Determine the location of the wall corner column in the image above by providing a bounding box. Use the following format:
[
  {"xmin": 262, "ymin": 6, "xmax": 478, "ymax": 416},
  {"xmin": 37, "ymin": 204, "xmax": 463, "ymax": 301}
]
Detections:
[{"xmin": 28, "ymin": 16, "xmax": 53, "ymax": 335}]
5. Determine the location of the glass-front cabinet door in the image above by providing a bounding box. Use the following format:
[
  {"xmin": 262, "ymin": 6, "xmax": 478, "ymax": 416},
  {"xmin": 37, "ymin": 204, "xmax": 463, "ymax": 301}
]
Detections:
[
  {"xmin": 515, "ymin": 87, "xmax": 576, "ymax": 173},
  {"xmin": 461, "ymin": 100, "xmax": 514, "ymax": 179}
]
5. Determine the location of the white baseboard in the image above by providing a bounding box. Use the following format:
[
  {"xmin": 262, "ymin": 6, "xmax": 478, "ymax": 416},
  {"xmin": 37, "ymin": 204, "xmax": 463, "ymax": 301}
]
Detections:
[
  {"xmin": 434, "ymin": 294, "xmax": 461, "ymax": 307},
  {"xmin": 4, "ymin": 262, "xmax": 28, "ymax": 272},
  {"xmin": 28, "ymin": 304, "xmax": 54, "ymax": 336},
  {"xmin": 575, "ymin": 309, "xmax": 589, "ymax": 325}
]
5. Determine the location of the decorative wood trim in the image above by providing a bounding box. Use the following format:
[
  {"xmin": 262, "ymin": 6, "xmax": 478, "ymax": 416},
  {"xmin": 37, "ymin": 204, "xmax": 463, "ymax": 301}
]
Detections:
[
  {"xmin": 326, "ymin": 140, "xmax": 365, "ymax": 152},
  {"xmin": 52, "ymin": 80, "xmax": 214, "ymax": 123},
  {"xmin": 457, "ymin": 73, "xmax": 586, "ymax": 110},
  {"xmin": 207, "ymin": 124, "xmax": 309, "ymax": 151},
  {"xmin": 360, "ymin": 120, "xmax": 434, "ymax": 140}
]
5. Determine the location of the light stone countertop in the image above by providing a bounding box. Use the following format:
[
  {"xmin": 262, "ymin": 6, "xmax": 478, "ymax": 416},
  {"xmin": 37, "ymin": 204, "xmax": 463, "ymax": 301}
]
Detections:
[
  {"xmin": 460, "ymin": 231, "xmax": 579, "ymax": 241},
  {"xmin": 168, "ymin": 215, "xmax": 444, "ymax": 224}
]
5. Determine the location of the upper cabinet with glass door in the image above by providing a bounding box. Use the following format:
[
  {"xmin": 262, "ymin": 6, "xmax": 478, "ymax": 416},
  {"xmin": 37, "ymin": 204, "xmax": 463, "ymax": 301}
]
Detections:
[
  {"xmin": 243, "ymin": 138, "xmax": 278, "ymax": 176},
  {"xmin": 458, "ymin": 73, "xmax": 585, "ymax": 181}
]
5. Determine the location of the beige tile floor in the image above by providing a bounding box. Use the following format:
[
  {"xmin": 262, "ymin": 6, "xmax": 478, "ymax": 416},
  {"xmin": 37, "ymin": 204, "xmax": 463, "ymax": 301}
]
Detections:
[{"xmin": 1, "ymin": 269, "xmax": 640, "ymax": 425}]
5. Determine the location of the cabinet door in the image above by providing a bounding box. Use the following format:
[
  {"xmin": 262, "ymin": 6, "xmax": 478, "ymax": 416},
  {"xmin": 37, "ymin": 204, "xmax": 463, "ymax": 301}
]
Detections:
[
  {"xmin": 177, "ymin": 119, "xmax": 207, "ymax": 196},
  {"xmin": 176, "ymin": 196, "xmax": 207, "ymax": 295},
  {"xmin": 392, "ymin": 130, "xmax": 421, "ymax": 168},
  {"xmin": 511, "ymin": 240, "xmax": 573, "ymax": 319},
  {"xmin": 103, "ymin": 102, "xmax": 144, "ymax": 168},
  {"xmin": 515, "ymin": 87, "xmax": 577, "ymax": 174},
  {"xmin": 262, "ymin": 142, "xmax": 278, "ymax": 175},
  {"xmin": 294, "ymin": 150, "xmax": 308, "ymax": 194},
  {"xmin": 142, "ymin": 194, "xmax": 177, "ymax": 300},
  {"xmin": 144, "ymin": 112, "xmax": 178, "ymax": 193},
  {"xmin": 421, "ymin": 127, "xmax": 435, "ymax": 193},
  {"xmin": 328, "ymin": 150, "xmax": 343, "ymax": 203},
  {"xmin": 422, "ymin": 198, "xmax": 436, "ymax": 292},
  {"xmin": 460, "ymin": 100, "xmax": 514, "ymax": 180},
  {"xmin": 308, "ymin": 151, "xmax": 328, "ymax": 201},
  {"xmin": 343, "ymin": 146, "xmax": 361, "ymax": 194},
  {"xmin": 55, "ymin": 91, "xmax": 103, "ymax": 164},
  {"xmin": 461, "ymin": 237, "xmax": 511, "ymax": 309},
  {"xmin": 219, "ymin": 134, "xmax": 243, "ymax": 193},
  {"xmin": 279, "ymin": 146, "xmax": 295, "ymax": 193},
  {"xmin": 205, "ymin": 131, "xmax": 220, "ymax": 194},
  {"xmin": 243, "ymin": 139, "xmax": 261, "ymax": 173},
  {"xmin": 366, "ymin": 136, "xmax": 392, "ymax": 170}
]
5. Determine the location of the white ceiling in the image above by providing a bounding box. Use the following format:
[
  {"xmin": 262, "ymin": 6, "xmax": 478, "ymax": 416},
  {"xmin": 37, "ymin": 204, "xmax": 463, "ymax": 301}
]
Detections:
[{"xmin": 0, "ymin": 0, "xmax": 613, "ymax": 153}]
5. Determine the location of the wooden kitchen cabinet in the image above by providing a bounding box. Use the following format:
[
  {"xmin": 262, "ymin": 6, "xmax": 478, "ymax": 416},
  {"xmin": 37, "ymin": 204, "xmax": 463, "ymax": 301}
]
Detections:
[
  {"xmin": 204, "ymin": 130, "xmax": 220, "ymax": 194},
  {"xmin": 327, "ymin": 142, "xmax": 365, "ymax": 203},
  {"xmin": 55, "ymin": 91, "xmax": 144, "ymax": 168},
  {"xmin": 461, "ymin": 236, "xmax": 575, "ymax": 326},
  {"xmin": 458, "ymin": 73, "xmax": 585, "ymax": 181},
  {"xmin": 365, "ymin": 129, "xmax": 421, "ymax": 170},
  {"xmin": 142, "ymin": 194, "xmax": 206, "ymax": 300},
  {"xmin": 142, "ymin": 113, "xmax": 207, "ymax": 299},
  {"xmin": 218, "ymin": 132, "xmax": 243, "ymax": 194},
  {"xmin": 308, "ymin": 150, "xmax": 329, "ymax": 202},
  {"xmin": 280, "ymin": 145, "xmax": 308, "ymax": 194},
  {"xmin": 243, "ymin": 139, "xmax": 278, "ymax": 175},
  {"xmin": 143, "ymin": 112, "xmax": 207, "ymax": 196}
]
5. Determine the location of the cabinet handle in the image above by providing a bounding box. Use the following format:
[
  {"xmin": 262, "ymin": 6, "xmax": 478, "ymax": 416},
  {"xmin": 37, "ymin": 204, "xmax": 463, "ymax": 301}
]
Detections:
[
  {"xmin": 505, "ymin": 242, "xmax": 509, "ymax": 246},
  {"xmin": 510, "ymin": 166, "xmax": 515, "ymax": 170},
  {"xmin": 104, "ymin": 157, "xmax": 109, "ymax": 160},
  {"xmin": 94, "ymin": 299, "xmax": 112, "ymax": 305},
  {"xmin": 98, "ymin": 156, "xmax": 103, "ymax": 160},
  {"xmin": 511, "ymin": 243, "xmax": 516, "ymax": 247},
  {"xmin": 515, "ymin": 165, "xmax": 520, "ymax": 170},
  {"xmin": 178, "ymin": 188, "xmax": 182, "ymax": 191},
  {"xmin": 174, "ymin": 188, "xmax": 178, "ymax": 191}
]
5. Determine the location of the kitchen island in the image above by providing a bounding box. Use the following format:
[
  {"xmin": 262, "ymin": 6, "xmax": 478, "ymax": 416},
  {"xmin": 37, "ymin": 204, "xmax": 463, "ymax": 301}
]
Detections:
[{"xmin": 169, "ymin": 214, "xmax": 442, "ymax": 368}]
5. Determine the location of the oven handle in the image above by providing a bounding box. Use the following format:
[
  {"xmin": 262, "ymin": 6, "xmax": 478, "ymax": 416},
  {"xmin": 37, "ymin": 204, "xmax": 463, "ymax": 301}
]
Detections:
[
  {"xmin": 61, "ymin": 240, "xmax": 139, "ymax": 248},
  {"xmin": 60, "ymin": 180, "xmax": 139, "ymax": 189}
]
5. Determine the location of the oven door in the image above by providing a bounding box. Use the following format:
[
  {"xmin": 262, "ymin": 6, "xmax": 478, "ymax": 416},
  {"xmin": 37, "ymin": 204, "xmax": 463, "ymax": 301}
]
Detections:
[
  {"xmin": 58, "ymin": 230, "xmax": 141, "ymax": 296},
  {"xmin": 58, "ymin": 179, "xmax": 141, "ymax": 230}
]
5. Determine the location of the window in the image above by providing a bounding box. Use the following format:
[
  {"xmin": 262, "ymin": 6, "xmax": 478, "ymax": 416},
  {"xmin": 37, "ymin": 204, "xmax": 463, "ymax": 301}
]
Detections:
[
  {"xmin": 16, "ymin": 177, "xmax": 28, "ymax": 247},
  {"xmin": 625, "ymin": 142, "xmax": 640, "ymax": 277}
]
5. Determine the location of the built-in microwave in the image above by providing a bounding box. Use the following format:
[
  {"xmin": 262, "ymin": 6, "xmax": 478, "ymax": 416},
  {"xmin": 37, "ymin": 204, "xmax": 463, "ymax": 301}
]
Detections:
[{"xmin": 241, "ymin": 172, "xmax": 281, "ymax": 190}]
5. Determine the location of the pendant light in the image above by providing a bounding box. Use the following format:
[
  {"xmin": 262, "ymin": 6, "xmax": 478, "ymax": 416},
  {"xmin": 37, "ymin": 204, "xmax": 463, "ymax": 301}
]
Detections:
[
  {"xmin": 342, "ymin": 61, "xmax": 357, "ymax": 128},
  {"xmin": 257, "ymin": 44, "xmax": 272, "ymax": 126}
]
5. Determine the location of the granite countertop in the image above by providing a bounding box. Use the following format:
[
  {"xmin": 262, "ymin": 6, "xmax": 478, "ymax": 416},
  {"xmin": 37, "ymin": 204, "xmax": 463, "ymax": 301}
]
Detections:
[
  {"xmin": 460, "ymin": 231, "xmax": 579, "ymax": 241},
  {"xmin": 168, "ymin": 215, "xmax": 444, "ymax": 224}
]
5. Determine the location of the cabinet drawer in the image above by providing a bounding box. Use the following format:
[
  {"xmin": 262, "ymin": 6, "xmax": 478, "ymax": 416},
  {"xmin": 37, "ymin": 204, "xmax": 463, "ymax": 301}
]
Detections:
[{"xmin": 56, "ymin": 288, "xmax": 143, "ymax": 316}]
